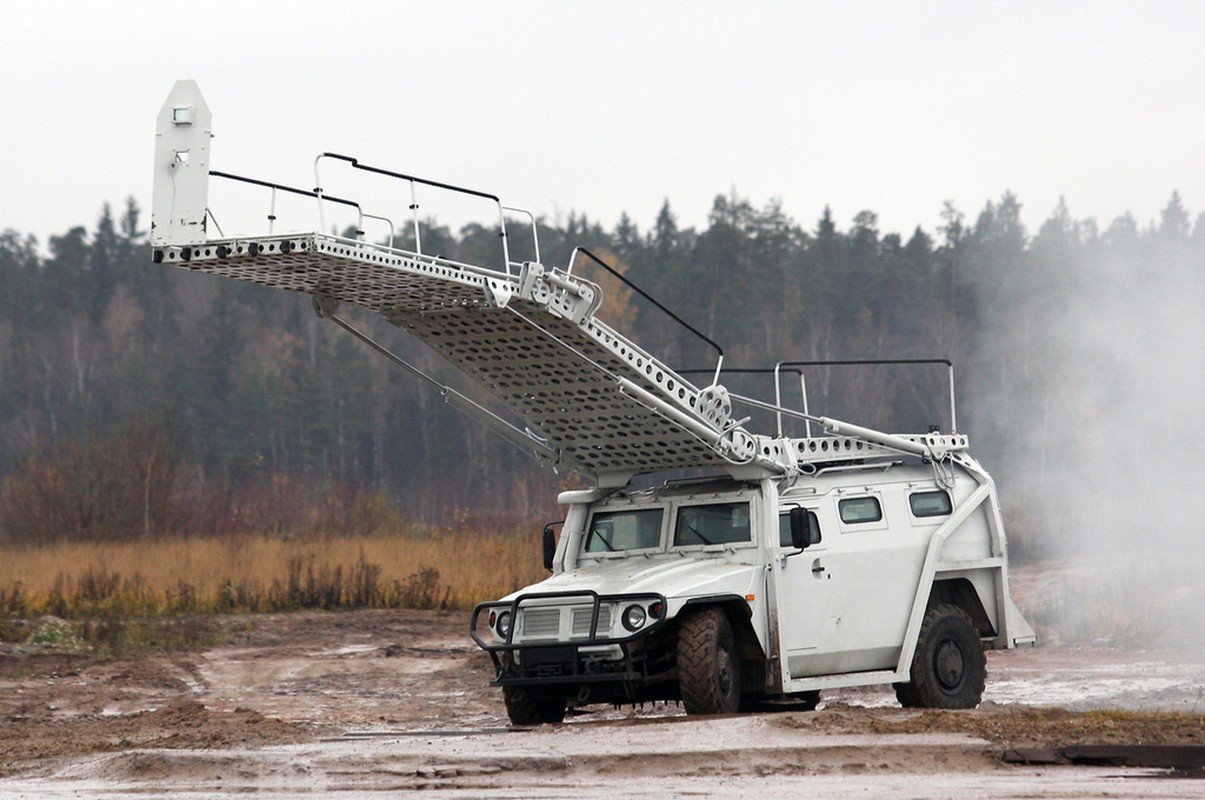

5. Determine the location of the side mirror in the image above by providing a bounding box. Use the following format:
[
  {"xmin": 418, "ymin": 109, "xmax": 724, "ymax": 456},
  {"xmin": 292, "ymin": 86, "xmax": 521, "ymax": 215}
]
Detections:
[
  {"xmin": 789, "ymin": 507, "xmax": 821, "ymax": 551},
  {"xmin": 542, "ymin": 522, "xmax": 561, "ymax": 571}
]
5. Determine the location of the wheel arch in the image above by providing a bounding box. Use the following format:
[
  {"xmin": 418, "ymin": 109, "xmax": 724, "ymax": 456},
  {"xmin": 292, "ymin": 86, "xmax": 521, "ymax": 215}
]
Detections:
[
  {"xmin": 929, "ymin": 578, "xmax": 995, "ymax": 638},
  {"xmin": 679, "ymin": 595, "xmax": 764, "ymax": 661}
]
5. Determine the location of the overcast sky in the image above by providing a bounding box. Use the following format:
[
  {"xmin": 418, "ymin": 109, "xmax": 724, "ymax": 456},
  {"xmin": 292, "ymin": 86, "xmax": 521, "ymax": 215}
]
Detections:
[{"xmin": 3, "ymin": 1, "xmax": 1203, "ymax": 252}]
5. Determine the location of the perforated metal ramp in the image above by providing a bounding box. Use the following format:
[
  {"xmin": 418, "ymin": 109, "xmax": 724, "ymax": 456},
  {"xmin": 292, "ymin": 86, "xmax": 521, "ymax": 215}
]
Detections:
[
  {"xmin": 149, "ymin": 80, "xmax": 978, "ymax": 487},
  {"xmin": 153, "ymin": 233, "xmax": 762, "ymax": 479}
]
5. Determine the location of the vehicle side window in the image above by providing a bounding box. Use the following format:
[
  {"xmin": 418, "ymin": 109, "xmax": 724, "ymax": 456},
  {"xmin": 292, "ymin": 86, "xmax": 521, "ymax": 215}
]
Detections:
[
  {"xmin": 674, "ymin": 503, "xmax": 750, "ymax": 546},
  {"xmin": 778, "ymin": 509, "xmax": 822, "ymax": 547},
  {"xmin": 838, "ymin": 496, "xmax": 882, "ymax": 524},
  {"xmin": 585, "ymin": 509, "xmax": 664, "ymax": 552},
  {"xmin": 909, "ymin": 490, "xmax": 952, "ymax": 518}
]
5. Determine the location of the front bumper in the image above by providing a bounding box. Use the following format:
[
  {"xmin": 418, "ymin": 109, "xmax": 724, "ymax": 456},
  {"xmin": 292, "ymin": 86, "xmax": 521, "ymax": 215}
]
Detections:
[{"xmin": 470, "ymin": 590, "xmax": 668, "ymax": 687}]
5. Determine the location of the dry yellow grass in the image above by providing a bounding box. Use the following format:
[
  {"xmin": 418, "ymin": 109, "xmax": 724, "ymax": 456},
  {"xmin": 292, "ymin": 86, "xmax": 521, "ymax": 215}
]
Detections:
[{"xmin": 0, "ymin": 529, "xmax": 549, "ymax": 615}]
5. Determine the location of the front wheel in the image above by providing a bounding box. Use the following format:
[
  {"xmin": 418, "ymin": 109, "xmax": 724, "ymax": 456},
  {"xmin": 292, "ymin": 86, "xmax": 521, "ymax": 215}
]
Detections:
[
  {"xmin": 677, "ymin": 608, "xmax": 742, "ymax": 715},
  {"xmin": 499, "ymin": 652, "xmax": 567, "ymax": 725},
  {"xmin": 900, "ymin": 604, "xmax": 986, "ymax": 709},
  {"xmin": 502, "ymin": 684, "xmax": 567, "ymax": 725},
  {"xmin": 794, "ymin": 690, "xmax": 821, "ymax": 711}
]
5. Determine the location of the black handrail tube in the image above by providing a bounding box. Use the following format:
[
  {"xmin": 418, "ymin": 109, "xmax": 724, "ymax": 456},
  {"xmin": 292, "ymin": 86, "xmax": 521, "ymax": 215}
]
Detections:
[
  {"xmin": 210, "ymin": 170, "xmax": 361, "ymax": 211},
  {"xmin": 679, "ymin": 367, "xmax": 803, "ymax": 376},
  {"xmin": 573, "ymin": 248, "xmax": 723, "ymax": 360},
  {"xmin": 777, "ymin": 358, "xmax": 952, "ymax": 368},
  {"xmin": 319, "ymin": 152, "xmax": 502, "ymax": 203},
  {"xmin": 681, "ymin": 359, "xmax": 951, "ymax": 372},
  {"xmin": 678, "ymin": 360, "xmax": 956, "ymax": 435}
]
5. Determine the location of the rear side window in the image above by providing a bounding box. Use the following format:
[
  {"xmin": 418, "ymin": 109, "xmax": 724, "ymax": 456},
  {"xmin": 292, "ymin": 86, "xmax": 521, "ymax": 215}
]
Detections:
[
  {"xmin": 585, "ymin": 508, "xmax": 664, "ymax": 552},
  {"xmin": 674, "ymin": 503, "xmax": 751, "ymax": 546},
  {"xmin": 909, "ymin": 490, "xmax": 952, "ymax": 518},
  {"xmin": 838, "ymin": 496, "xmax": 882, "ymax": 524}
]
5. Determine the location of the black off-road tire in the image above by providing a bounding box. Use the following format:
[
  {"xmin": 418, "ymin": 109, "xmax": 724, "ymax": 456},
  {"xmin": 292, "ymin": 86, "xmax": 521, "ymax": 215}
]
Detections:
[
  {"xmin": 738, "ymin": 692, "xmax": 762, "ymax": 713},
  {"xmin": 502, "ymin": 684, "xmax": 567, "ymax": 725},
  {"xmin": 499, "ymin": 651, "xmax": 567, "ymax": 725},
  {"xmin": 795, "ymin": 690, "xmax": 821, "ymax": 711},
  {"xmin": 677, "ymin": 608, "xmax": 742, "ymax": 715},
  {"xmin": 892, "ymin": 680, "xmax": 921, "ymax": 708},
  {"xmin": 900, "ymin": 604, "xmax": 986, "ymax": 709},
  {"xmin": 741, "ymin": 689, "xmax": 819, "ymax": 713}
]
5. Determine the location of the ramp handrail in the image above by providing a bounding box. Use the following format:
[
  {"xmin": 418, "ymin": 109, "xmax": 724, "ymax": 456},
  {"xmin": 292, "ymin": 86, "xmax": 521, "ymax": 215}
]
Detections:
[
  {"xmin": 209, "ymin": 170, "xmax": 394, "ymax": 245},
  {"xmin": 776, "ymin": 359, "xmax": 956, "ymax": 438},
  {"xmin": 567, "ymin": 247, "xmax": 725, "ymax": 387},
  {"xmin": 314, "ymin": 152, "xmax": 540, "ymax": 277},
  {"xmin": 678, "ymin": 359, "xmax": 957, "ymax": 437}
]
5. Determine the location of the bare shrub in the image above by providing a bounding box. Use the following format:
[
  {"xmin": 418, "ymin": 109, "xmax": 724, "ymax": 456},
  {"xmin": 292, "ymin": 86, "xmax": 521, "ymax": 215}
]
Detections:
[
  {"xmin": 397, "ymin": 567, "xmax": 451, "ymax": 610},
  {"xmin": 0, "ymin": 421, "xmax": 192, "ymax": 543},
  {"xmin": 0, "ymin": 581, "xmax": 27, "ymax": 617},
  {"xmin": 349, "ymin": 556, "xmax": 382, "ymax": 607}
]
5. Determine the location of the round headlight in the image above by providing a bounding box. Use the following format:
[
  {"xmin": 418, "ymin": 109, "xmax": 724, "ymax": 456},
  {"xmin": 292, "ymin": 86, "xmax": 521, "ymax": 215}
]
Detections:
[
  {"xmin": 622, "ymin": 604, "xmax": 647, "ymax": 631},
  {"xmin": 495, "ymin": 610, "xmax": 512, "ymax": 638}
]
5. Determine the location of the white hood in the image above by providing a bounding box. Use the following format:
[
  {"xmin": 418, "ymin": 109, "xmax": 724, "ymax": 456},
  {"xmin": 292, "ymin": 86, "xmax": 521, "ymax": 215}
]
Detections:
[{"xmin": 500, "ymin": 554, "xmax": 758, "ymax": 612}]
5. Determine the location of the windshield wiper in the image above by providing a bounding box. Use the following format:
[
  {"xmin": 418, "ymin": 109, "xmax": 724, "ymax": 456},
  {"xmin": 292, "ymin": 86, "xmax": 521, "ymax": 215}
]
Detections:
[
  {"xmin": 683, "ymin": 524, "xmax": 714, "ymax": 546},
  {"xmin": 589, "ymin": 530, "xmax": 616, "ymax": 552}
]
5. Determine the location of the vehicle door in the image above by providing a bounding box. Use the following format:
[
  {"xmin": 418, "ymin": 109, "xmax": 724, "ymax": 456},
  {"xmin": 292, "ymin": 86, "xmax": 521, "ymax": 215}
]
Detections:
[
  {"xmin": 804, "ymin": 490, "xmax": 929, "ymax": 674},
  {"xmin": 773, "ymin": 504, "xmax": 836, "ymax": 678}
]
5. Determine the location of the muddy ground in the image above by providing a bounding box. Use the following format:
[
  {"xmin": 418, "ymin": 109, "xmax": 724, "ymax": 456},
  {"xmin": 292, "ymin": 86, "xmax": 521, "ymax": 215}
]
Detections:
[{"xmin": 1, "ymin": 608, "xmax": 1203, "ymax": 798}]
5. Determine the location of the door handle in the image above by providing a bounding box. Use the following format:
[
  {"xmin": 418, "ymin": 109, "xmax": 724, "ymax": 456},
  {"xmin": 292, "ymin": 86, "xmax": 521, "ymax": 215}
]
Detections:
[{"xmin": 811, "ymin": 559, "xmax": 825, "ymax": 574}]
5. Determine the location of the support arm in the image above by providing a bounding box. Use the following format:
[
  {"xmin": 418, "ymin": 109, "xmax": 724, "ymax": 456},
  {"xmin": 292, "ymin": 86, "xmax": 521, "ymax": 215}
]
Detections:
[{"xmin": 315, "ymin": 300, "xmax": 560, "ymax": 469}]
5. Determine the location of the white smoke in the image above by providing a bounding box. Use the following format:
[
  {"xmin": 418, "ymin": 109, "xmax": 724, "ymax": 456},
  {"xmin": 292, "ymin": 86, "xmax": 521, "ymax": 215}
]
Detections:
[{"xmin": 1003, "ymin": 232, "xmax": 1205, "ymax": 646}]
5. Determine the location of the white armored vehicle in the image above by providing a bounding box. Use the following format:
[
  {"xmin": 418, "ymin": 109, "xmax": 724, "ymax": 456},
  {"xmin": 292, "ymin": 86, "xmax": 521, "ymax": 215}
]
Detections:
[{"xmin": 151, "ymin": 81, "xmax": 1035, "ymax": 725}]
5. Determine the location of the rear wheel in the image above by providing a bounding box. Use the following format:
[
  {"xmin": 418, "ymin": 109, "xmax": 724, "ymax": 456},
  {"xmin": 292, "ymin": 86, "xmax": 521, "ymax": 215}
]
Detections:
[
  {"xmin": 900, "ymin": 604, "xmax": 986, "ymax": 709},
  {"xmin": 677, "ymin": 608, "xmax": 741, "ymax": 715},
  {"xmin": 893, "ymin": 681, "xmax": 920, "ymax": 708}
]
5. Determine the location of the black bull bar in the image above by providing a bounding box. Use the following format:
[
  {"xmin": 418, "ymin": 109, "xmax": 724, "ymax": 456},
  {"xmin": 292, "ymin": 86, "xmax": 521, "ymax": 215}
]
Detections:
[{"xmin": 470, "ymin": 590, "xmax": 668, "ymax": 686}]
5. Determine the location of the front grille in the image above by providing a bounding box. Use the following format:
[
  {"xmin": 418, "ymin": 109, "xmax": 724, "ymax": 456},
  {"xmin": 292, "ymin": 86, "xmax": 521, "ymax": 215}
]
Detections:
[
  {"xmin": 520, "ymin": 607, "xmax": 561, "ymax": 639},
  {"xmin": 571, "ymin": 604, "xmax": 614, "ymax": 639},
  {"xmin": 570, "ymin": 607, "xmax": 596, "ymax": 639},
  {"xmin": 516, "ymin": 604, "xmax": 614, "ymax": 642}
]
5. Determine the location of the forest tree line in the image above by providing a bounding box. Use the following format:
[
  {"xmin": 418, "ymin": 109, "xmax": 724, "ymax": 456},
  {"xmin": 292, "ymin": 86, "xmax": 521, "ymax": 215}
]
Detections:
[{"xmin": 1, "ymin": 190, "xmax": 1202, "ymax": 547}]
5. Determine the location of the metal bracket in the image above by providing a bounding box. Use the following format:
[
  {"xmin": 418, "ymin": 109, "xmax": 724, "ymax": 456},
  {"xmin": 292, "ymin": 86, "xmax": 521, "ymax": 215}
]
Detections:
[
  {"xmin": 312, "ymin": 295, "xmax": 340, "ymax": 319},
  {"xmin": 514, "ymin": 261, "xmax": 602, "ymax": 323}
]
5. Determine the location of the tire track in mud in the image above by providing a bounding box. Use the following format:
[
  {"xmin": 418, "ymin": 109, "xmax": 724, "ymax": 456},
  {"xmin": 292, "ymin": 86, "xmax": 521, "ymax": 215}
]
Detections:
[{"xmin": 2, "ymin": 608, "xmax": 1203, "ymax": 797}]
